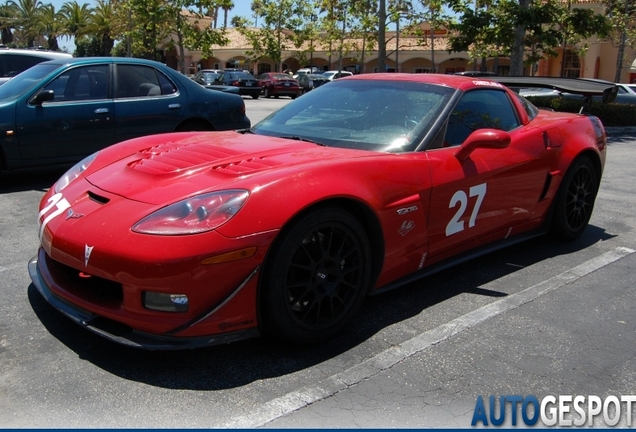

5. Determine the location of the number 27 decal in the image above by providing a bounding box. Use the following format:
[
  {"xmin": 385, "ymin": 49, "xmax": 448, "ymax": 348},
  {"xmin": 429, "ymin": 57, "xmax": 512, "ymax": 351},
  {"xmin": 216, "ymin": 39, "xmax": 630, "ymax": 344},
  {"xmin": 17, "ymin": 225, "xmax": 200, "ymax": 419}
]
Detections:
[
  {"xmin": 38, "ymin": 192, "xmax": 70, "ymax": 241},
  {"xmin": 446, "ymin": 183, "xmax": 487, "ymax": 236}
]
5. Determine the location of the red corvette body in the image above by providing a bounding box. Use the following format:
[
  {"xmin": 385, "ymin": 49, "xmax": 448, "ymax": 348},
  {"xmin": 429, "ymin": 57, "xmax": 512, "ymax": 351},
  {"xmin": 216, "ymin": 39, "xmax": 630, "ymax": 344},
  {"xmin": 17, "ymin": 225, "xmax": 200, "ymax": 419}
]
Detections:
[{"xmin": 29, "ymin": 74, "xmax": 609, "ymax": 349}]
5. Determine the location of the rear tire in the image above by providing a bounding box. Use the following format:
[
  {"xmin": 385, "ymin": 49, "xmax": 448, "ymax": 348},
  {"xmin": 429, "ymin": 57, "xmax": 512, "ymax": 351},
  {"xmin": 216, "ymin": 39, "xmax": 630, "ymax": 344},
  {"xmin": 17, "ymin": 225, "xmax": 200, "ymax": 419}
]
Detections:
[
  {"xmin": 550, "ymin": 156, "xmax": 599, "ymax": 241},
  {"xmin": 263, "ymin": 87, "xmax": 270, "ymax": 98},
  {"xmin": 260, "ymin": 208, "xmax": 371, "ymax": 344}
]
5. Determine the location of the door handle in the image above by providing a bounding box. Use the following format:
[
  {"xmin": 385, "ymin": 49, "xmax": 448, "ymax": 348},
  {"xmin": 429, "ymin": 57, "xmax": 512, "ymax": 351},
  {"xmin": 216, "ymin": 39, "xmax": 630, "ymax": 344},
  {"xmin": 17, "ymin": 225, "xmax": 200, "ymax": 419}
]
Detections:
[
  {"xmin": 168, "ymin": 104, "xmax": 181, "ymax": 109},
  {"xmin": 94, "ymin": 108, "xmax": 110, "ymax": 114}
]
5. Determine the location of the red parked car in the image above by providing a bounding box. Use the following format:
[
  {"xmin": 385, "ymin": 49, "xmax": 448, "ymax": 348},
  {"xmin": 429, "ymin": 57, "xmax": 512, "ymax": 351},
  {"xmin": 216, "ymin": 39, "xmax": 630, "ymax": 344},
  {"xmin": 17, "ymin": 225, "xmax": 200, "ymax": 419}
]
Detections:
[
  {"xmin": 31, "ymin": 74, "xmax": 611, "ymax": 349},
  {"xmin": 256, "ymin": 72, "xmax": 300, "ymax": 99}
]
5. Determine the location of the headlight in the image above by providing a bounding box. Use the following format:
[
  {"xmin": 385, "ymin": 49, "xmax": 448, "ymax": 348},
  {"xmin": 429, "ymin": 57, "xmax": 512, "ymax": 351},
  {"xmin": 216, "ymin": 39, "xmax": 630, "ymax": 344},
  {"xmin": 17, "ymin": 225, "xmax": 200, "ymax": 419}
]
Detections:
[
  {"xmin": 54, "ymin": 153, "xmax": 98, "ymax": 193},
  {"xmin": 132, "ymin": 190, "xmax": 249, "ymax": 235}
]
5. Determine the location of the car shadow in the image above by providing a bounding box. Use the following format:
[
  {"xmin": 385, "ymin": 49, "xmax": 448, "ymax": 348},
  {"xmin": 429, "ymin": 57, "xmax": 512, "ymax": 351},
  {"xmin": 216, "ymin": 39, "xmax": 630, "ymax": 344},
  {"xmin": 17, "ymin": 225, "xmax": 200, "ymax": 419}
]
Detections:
[
  {"xmin": 0, "ymin": 167, "xmax": 67, "ymax": 194},
  {"xmin": 28, "ymin": 224, "xmax": 615, "ymax": 391}
]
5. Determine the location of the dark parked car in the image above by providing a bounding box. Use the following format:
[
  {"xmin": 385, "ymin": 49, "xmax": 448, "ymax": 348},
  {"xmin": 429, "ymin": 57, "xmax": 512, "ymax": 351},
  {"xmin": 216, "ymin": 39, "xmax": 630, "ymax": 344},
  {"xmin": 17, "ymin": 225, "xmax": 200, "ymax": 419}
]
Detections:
[
  {"xmin": 256, "ymin": 72, "xmax": 301, "ymax": 98},
  {"xmin": 0, "ymin": 47, "xmax": 72, "ymax": 85},
  {"xmin": 191, "ymin": 69, "xmax": 240, "ymax": 94},
  {"xmin": 0, "ymin": 57, "xmax": 250, "ymax": 173},
  {"xmin": 192, "ymin": 69, "xmax": 222, "ymax": 85},
  {"xmin": 297, "ymin": 73, "xmax": 329, "ymax": 94},
  {"xmin": 214, "ymin": 71, "xmax": 261, "ymax": 98}
]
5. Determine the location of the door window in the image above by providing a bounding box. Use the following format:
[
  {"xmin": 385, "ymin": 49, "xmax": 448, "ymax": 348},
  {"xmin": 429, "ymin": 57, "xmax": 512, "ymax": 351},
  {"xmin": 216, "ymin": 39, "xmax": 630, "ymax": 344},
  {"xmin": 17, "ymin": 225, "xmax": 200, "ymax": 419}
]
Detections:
[
  {"xmin": 444, "ymin": 89, "xmax": 520, "ymax": 147},
  {"xmin": 115, "ymin": 64, "xmax": 176, "ymax": 98},
  {"xmin": 41, "ymin": 65, "xmax": 109, "ymax": 102}
]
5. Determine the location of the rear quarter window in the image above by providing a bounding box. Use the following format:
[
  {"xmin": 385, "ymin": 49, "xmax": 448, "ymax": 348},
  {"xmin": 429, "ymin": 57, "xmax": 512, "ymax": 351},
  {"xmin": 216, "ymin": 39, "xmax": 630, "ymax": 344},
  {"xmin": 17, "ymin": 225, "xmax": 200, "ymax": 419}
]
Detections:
[{"xmin": 0, "ymin": 53, "xmax": 47, "ymax": 77}]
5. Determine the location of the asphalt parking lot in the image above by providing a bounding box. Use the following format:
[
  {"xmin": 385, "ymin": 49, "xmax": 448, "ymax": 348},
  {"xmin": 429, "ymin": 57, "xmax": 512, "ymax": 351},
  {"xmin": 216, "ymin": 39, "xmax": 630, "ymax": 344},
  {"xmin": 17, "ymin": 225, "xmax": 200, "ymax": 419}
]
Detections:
[{"xmin": 1, "ymin": 98, "xmax": 635, "ymax": 427}]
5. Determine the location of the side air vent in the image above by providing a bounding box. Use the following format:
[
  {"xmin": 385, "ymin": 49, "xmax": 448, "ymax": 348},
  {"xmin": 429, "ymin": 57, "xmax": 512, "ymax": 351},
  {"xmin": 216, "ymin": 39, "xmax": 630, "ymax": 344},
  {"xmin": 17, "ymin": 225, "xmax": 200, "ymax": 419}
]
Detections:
[{"xmin": 88, "ymin": 191, "xmax": 110, "ymax": 204}]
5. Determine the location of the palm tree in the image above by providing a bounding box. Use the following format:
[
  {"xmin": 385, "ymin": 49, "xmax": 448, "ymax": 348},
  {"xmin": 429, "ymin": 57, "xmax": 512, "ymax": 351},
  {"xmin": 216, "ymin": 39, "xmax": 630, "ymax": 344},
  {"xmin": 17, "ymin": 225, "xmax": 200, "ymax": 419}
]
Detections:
[
  {"xmin": 220, "ymin": 0, "xmax": 234, "ymax": 28},
  {"xmin": 0, "ymin": 4, "xmax": 16, "ymax": 45},
  {"xmin": 87, "ymin": 0, "xmax": 117, "ymax": 55},
  {"xmin": 37, "ymin": 4, "xmax": 62, "ymax": 50},
  {"xmin": 59, "ymin": 0, "xmax": 93, "ymax": 41},
  {"xmin": 6, "ymin": 0, "xmax": 44, "ymax": 47}
]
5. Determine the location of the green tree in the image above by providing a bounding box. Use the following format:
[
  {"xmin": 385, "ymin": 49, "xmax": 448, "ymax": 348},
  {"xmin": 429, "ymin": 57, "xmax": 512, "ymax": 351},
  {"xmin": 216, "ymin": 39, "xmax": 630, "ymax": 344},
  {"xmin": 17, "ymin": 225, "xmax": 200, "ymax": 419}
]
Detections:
[
  {"xmin": 37, "ymin": 4, "xmax": 62, "ymax": 50},
  {"xmin": 6, "ymin": 0, "xmax": 44, "ymax": 47},
  {"xmin": 86, "ymin": 0, "xmax": 118, "ymax": 56},
  {"xmin": 169, "ymin": 0, "xmax": 229, "ymax": 73},
  {"xmin": 448, "ymin": 0, "xmax": 608, "ymax": 76},
  {"xmin": 220, "ymin": 0, "xmax": 233, "ymax": 28},
  {"xmin": 74, "ymin": 35, "xmax": 103, "ymax": 56},
  {"xmin": 0, "ymin": 4, "xmax": 16, "ymax": 45},
  {"xmin": 604, "ymin": 0, "xmax": 636, "ymax": 82},
  {"xmin": 233, "ymin": 0, "xmax": 307, "ymax": 71},
  {"xmin": 115, "ymin": 0, "xmax": 172, "ymax": 60},
  {"xmin": 59, "ymin": 0, "xmax": 93, "ymax": 41}
]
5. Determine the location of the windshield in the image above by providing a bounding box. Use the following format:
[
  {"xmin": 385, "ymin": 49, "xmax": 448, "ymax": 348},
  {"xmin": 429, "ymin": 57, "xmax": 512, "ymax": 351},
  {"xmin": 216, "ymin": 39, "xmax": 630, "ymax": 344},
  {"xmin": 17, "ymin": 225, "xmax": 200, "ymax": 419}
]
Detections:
[
  {"xmin": 251, "ymin": 79, "xmax": 454, "ymax": 152},
  {"xmin": 0, "ymin": 63, "xmax": 59, "ymax": 101}
]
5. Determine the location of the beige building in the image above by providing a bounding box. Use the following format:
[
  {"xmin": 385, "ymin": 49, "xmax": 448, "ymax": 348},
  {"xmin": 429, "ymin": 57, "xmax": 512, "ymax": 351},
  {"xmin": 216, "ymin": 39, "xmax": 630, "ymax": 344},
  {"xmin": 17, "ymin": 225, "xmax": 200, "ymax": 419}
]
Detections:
[{"xmin": 166, "ymin": 2, "xmax": 635, "ymax": 83}]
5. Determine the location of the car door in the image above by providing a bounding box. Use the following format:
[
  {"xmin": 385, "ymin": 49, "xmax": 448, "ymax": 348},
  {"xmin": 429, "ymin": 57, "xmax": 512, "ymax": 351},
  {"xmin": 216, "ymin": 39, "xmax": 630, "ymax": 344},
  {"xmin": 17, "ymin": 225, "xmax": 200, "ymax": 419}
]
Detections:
[
  {"xmin": 426, "ymin": 88, "xmax": 553, "ymax": 261},
  {"xmin": 113, "ymin": 64, "xmax": 184, "ymax": 142},
  {"xmin": 15, "ymin": 64, "xmax": 115, "ymax": 161}
]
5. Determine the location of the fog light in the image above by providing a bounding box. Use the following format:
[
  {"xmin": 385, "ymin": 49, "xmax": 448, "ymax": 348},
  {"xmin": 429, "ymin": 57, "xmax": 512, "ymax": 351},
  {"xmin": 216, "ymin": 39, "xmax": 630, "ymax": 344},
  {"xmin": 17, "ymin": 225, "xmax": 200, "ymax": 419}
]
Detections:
[{"xmin": 143, "ymin": 292, "xmax": 189, "ymax": 312}]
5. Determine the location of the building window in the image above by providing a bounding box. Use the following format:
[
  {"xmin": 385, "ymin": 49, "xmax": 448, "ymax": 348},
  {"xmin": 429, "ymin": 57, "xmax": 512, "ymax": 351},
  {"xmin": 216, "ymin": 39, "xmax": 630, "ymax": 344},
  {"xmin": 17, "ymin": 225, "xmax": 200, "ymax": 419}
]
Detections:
[{"xmin": 564, "ymin": 50, "xmax": 580, "ymax": 78}]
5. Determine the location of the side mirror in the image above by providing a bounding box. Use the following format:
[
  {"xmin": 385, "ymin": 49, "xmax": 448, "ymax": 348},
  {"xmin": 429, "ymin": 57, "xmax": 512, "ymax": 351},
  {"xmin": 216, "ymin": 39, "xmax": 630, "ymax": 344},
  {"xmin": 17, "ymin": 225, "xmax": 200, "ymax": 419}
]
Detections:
[
  {"xmin": 30, "ymin": 90, "xmax": 55, "ymax": 106},
  {"xmin": 455, "ymin": 129, "xmax": 511, "ymax": 162}
]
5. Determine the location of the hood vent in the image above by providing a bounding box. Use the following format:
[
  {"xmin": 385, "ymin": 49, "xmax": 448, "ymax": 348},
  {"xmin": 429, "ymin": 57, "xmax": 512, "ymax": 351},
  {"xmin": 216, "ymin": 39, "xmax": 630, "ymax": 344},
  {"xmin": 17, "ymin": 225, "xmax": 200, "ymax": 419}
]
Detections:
[
  {"xmin": 128, "ymin": 141, "xmax": 243, "ymax": 174},
  {"xmin": 212, "ymin": 157, "xmax": 280, "ymax": 174},
  {"xmin": 126, "ymin": 139, "xmax": 283, "ymax": 176}
]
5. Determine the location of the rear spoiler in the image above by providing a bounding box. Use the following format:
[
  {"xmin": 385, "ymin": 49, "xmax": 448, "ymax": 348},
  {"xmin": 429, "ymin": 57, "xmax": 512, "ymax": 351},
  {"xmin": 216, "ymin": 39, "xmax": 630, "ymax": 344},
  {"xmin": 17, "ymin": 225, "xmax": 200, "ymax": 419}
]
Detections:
[{"xmin": 488, "ymin": 77, "xmax": 618, "ymax": 114}]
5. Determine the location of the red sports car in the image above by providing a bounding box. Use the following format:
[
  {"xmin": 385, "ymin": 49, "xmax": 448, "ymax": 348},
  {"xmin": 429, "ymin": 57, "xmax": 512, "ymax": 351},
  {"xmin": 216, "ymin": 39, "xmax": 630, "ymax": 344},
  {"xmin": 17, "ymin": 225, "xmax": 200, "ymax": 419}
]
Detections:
[
  {"xmin": 30, "ymin": 74, "xmax": 612, "ymax": 349},
  {"xmin": 257, "ymin": 72, "xmax": 301, "ymax": 99}
]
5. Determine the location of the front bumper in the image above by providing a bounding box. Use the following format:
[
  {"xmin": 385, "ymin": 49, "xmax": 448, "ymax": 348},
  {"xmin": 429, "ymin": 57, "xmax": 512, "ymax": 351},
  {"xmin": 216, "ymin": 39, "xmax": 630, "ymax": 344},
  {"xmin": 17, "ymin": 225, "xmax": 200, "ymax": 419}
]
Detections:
[{"xmin": 29, "ymin": 255, "xmax": 260, "ymax": 350}]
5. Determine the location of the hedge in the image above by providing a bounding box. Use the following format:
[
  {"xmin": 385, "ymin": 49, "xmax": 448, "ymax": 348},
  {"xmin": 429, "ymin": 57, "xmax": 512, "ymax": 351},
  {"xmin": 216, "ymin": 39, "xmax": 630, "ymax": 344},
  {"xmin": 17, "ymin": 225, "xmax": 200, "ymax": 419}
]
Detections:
[{"xmin": 525, "ymin": 96, "xmax": 636, "ymax": 127}]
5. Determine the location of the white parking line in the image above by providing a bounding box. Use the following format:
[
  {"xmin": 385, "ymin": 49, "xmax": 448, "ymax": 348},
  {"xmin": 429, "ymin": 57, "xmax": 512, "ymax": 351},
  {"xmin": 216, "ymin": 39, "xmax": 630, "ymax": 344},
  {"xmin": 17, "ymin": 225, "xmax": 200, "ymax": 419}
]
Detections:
[{"xmin": 220, "ymin": 246, "xmax": 635, "ymax": 428}]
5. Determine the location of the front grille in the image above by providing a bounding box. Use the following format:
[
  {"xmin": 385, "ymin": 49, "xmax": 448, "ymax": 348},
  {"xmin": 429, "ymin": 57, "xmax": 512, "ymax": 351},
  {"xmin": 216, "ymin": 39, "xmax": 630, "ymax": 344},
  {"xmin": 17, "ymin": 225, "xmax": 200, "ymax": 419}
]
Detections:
[{"xmin": 44, "ymin": 253, "xmax": 123, "ymax": 309}]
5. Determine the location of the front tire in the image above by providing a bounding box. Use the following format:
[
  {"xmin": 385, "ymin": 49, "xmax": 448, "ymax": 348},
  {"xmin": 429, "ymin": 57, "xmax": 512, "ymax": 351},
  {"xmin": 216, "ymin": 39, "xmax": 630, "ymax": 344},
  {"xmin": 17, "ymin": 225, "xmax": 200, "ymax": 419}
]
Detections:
[
  {"xmin": 260, "ymin": 208, "xmax": 371, "ymax": 344},
  {"xmin": 551, "ymin": 156, "xmax": 599, "ymax": 241},
  {"xmin": 263, "ymin": 87, "xmax": 270, "ymax": 98}
]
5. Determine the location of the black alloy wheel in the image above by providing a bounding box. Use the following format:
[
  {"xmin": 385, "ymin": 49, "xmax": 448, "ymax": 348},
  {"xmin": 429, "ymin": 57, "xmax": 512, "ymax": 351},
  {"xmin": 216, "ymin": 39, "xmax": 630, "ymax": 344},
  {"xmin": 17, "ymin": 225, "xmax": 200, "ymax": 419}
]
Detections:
[
  {"xmin": 261, "ymin": 208, "xmax": 371, "ymax": 344},
  {"xmin": 551, "ymin": 156, "xmax": 599, "ymax": 240}
]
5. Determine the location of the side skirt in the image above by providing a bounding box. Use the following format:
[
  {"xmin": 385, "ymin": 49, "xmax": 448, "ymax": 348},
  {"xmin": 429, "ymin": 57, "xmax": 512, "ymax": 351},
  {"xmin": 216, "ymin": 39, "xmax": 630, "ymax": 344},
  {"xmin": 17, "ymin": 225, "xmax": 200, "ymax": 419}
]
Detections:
[{"xmin": 370, "ymin": 227, "xmax": 549, "ymax": 296}]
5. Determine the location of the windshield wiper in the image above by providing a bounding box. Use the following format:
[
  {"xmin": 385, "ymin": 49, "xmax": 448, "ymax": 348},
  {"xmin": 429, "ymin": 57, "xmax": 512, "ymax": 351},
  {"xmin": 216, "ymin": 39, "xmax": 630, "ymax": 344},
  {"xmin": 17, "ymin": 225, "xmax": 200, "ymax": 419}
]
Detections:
[{"xmin": 279, "ymin": 135, "xmax": 326, "ymax": 146}]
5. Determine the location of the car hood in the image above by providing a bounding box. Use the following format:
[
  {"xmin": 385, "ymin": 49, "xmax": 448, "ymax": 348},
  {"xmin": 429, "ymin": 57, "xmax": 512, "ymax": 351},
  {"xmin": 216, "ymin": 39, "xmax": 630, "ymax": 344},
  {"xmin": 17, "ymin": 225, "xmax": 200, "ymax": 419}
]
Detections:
[{"xmin": 85, "ymin": 131, "xmax": 375, "ymax": 205}]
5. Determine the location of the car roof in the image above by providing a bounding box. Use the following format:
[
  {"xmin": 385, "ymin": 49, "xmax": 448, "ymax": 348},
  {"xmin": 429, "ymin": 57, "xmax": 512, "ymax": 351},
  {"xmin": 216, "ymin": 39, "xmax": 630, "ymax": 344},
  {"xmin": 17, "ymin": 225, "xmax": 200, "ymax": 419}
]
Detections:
[
  {"xmin": 344, "ymin": 72, "xmax": 488, "ymax": 91},
  {"xmin": 0, "ymin": 47, "xmax": 72, "ymax": 60},
  {"xmin": 38, "ymin": 56, "xmax": 167, "ymax": 67}
]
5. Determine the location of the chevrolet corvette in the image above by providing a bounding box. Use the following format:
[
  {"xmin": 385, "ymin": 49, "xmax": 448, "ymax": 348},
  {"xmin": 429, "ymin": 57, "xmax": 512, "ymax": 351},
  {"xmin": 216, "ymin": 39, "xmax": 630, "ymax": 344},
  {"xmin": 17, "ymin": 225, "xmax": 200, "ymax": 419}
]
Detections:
[{"xmin": 29, "ymin": 74, "xmax": 611, "ymax": 349}]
